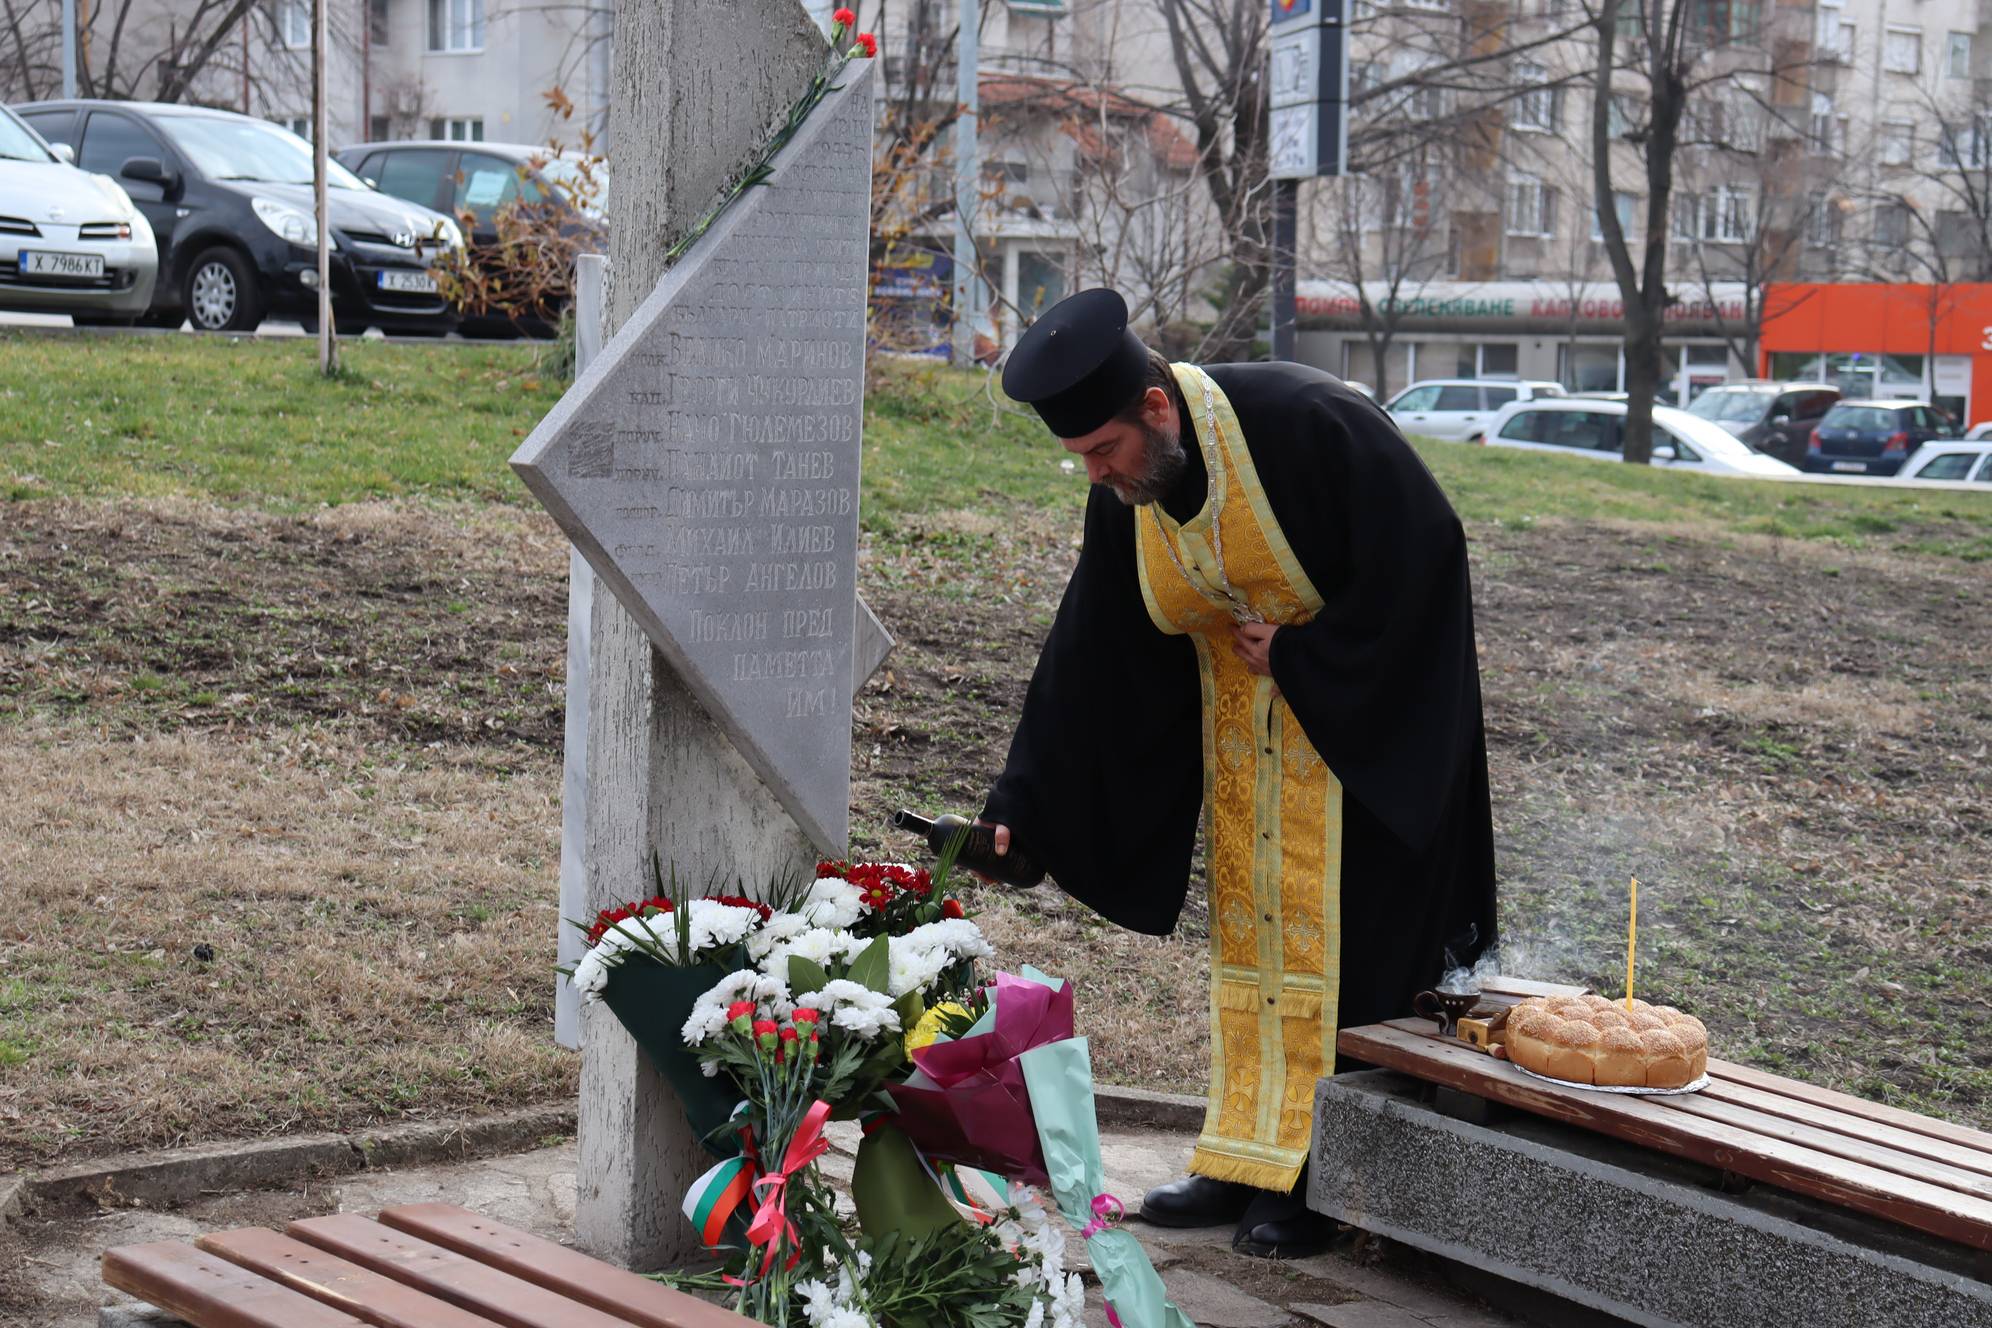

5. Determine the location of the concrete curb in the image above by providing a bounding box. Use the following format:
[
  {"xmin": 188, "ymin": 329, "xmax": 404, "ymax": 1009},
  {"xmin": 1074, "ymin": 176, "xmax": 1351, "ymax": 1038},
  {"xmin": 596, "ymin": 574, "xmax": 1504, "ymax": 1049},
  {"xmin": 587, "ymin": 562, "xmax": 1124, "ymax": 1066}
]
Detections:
[
  {"xmin": 13, "ymin": 1105, "xmax": 576, "ymax": 1223},
  {"xmin": 1094, "ymin": 1083, "xmax": 1205, "ymax": 1133},
  {"xmin": 9, "ymin": 1085, "xmax": 1197, "ymax": 1229}
]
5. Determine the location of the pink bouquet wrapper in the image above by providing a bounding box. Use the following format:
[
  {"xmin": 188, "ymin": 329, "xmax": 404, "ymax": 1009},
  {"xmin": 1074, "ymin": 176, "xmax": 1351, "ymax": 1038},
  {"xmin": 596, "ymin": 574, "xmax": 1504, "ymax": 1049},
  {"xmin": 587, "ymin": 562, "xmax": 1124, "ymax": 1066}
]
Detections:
[{"xmin": 884, "ymin": 969, "xmax": 1074, "ymax": 1188}]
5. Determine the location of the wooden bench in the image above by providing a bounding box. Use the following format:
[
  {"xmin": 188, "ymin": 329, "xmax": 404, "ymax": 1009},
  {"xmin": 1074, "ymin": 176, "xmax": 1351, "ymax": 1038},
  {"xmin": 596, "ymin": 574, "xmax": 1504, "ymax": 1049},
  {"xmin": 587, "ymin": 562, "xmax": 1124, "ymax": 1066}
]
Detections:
[
  {"xmin": 1339, "ymin": 1002, "xmax": 1992, "ymax": 1254},
  {"xmin": 103, "ymin": 1203, "xmax": 754, "ymax": 1328}
]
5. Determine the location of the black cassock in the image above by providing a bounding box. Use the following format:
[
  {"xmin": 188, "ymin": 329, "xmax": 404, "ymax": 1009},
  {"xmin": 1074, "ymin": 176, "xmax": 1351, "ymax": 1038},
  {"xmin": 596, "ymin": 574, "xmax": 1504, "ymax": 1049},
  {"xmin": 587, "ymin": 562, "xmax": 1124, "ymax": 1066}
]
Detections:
[{"xmin": 982, "ymin": 360, "xmax": 1497, "ymax": 1043}]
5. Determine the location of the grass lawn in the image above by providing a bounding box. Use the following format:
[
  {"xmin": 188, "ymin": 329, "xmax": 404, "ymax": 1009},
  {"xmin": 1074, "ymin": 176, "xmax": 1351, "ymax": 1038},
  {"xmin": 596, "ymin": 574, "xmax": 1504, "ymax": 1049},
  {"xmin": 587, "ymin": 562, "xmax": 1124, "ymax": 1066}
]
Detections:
[{"xmin": 1, "ymin": 331, "xmax": 1989, "ymax": 1173}]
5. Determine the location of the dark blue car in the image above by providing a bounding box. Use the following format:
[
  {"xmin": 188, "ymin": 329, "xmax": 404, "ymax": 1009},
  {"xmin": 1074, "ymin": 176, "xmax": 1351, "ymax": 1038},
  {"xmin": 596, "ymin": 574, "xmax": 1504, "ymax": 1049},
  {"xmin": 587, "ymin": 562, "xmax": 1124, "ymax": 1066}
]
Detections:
[{"xmin": 1803, "ymin": 400, "xmax": 1957, "ymax": 476}]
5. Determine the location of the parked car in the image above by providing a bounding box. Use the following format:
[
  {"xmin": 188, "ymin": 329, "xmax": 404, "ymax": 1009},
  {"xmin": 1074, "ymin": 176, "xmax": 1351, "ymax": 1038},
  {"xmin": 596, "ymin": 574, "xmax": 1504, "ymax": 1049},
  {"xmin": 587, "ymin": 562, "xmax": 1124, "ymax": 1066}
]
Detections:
[
  {"xmin": 1802, "ymin": 399, "xmax": 1957, "ymax": 476},
  {"xmin": 1384, "ymin": 379, "xmax": 1564, "ymax": 441},
  {"xmin": 13, "ymin": 100, "xmax": 463, "ymax": 333},
  {"xmin": 1962, "ymin": 421, "xmax": 1992, "ymax": 441},
  {"xmin": 0, "ymin": 104, "xmax": 156, "ymax": 323},
  {"xmin": 1684, "ymin": 381, "xmax": 1841, "ymax": 466},
  {"xmin": 335, "ymin": 139, "xmax": 606, "ymax": 337},
  {"xmin": 1478, "ymin": 398, "xmax": 1801, "ymax": 477},
  {"xmin": 1899, "ymin": 439, "xmax": 1992, "ymax": 482}
]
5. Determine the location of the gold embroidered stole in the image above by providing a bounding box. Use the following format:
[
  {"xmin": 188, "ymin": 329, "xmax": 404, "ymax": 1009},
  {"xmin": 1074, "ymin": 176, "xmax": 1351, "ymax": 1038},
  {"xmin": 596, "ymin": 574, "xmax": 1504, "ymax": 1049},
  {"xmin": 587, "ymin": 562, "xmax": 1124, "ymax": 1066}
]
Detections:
[{"xmin": 1134, "ymin": 364, "xmax": 1344, "ymax": 1192}]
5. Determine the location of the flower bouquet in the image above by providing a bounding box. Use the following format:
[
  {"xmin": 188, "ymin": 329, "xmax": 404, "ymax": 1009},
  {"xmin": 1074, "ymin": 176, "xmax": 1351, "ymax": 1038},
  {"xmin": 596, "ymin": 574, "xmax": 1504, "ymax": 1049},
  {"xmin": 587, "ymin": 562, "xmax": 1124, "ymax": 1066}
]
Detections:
[{"xmin": 564, "ymin": 850, "xmax": 1194, "ymax": 1326}]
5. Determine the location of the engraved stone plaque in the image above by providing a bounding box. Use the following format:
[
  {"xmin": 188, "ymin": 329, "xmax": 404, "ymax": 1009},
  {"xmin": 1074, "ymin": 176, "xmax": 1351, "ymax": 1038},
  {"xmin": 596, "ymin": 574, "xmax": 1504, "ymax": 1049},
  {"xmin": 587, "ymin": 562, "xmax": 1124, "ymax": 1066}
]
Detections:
[{"xmin": 512, "ymin": 63, "xmax": 876, "ymax": 852}]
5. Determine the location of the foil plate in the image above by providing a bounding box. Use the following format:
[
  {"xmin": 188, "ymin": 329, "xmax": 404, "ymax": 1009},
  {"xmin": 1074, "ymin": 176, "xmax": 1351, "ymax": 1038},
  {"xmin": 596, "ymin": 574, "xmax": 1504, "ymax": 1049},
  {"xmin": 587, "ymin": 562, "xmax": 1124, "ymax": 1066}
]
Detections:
[{"xmin": 1512, "ymin": 1064, "xmax": 1712, "ymax": 1096}]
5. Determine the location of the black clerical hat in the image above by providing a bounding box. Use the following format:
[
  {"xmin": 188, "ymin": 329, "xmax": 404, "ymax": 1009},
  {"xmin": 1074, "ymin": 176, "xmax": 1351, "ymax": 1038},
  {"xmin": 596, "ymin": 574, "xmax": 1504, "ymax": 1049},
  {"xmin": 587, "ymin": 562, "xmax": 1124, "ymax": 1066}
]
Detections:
[{"xmin": 1001, "ymin": 288, "xmax": 1150, "ymax": 438}]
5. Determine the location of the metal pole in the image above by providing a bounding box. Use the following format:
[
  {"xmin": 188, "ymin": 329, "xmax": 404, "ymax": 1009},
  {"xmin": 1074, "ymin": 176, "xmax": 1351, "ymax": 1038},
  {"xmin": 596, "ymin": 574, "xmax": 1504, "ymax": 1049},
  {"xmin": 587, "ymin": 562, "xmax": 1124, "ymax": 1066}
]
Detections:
[
  {"xmin": 1272, "ymin": 177, "xmax": 1297, "ymax": 361},
  {"xmin": 951, "ymin": 0, "xmax": 979, "ymax": 365},
  {"xmin": 314, "ymin": 0, "xmax": 335, "ymax": 373},
  {"xmin": 61, "ymin": 0, "xmax": 76, "ymax": 97},
  {"xmin": 555, "ymin": 251, "xmax": 608, "ymax": 1053}
]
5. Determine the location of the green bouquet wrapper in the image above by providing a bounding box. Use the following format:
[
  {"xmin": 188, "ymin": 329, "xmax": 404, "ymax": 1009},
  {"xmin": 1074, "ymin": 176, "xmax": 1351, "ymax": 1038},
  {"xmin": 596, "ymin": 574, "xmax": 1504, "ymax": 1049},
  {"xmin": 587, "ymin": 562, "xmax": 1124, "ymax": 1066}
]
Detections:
[{"xmin": 597, "ymin": 959, "xmax": 743, "ymax": 1156}]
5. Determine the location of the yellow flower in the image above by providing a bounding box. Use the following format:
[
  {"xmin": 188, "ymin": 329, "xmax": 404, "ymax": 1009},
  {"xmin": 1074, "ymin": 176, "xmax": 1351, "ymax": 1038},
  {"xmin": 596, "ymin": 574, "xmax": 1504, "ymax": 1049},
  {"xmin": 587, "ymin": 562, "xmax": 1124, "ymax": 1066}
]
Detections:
[{"xmin": 905, "ymin": 1001, "xmax": 970, "ymax": 1056}]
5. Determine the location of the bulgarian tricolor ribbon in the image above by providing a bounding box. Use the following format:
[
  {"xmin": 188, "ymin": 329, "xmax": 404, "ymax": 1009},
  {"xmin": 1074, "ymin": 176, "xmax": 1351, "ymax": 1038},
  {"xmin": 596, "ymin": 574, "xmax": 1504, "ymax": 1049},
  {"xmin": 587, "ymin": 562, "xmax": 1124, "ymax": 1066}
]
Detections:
[
  {"xmin": 680, "ymin": 1102, "xmax": 765, "ymax": 1251},
  {"xmin": 744, "ymin": 1098, "xmax": 833, "ymax": 1275}
]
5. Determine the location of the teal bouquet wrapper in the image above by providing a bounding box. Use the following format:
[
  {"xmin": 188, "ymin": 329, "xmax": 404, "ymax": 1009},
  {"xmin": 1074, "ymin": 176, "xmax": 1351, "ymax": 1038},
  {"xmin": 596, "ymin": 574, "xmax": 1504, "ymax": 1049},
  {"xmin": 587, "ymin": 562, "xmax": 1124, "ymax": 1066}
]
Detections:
[
  {"xmin": 893, "ymin": 967, "xmax": 1197, "ymax": 1326},
  {"xmin": 1019, "ymin": 1030, "xmax": 1197, "ymax": 1328},
  {"xmin": 596, "ymin": 959, "xmax": 743, "ymax": 1156}
]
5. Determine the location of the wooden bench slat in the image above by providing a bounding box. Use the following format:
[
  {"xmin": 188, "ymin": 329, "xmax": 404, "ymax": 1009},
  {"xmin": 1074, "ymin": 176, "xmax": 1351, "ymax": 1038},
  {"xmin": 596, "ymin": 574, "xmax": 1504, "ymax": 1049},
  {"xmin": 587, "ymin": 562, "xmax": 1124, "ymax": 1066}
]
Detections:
[
  {"xmin": 288, "ymin": 1213, "xmax": 637, "ymax": 1328},
  {"xmin": 196, "ymin": 1227, "xmax": 508, "ymax": 1328},
  {"xmin": 1340, "ymin": 1022, "xmax": 1992, "ymax": 1252},
  {"xmin": 377, "ymin": 1203, "xmax": 749, "ymax": 1328},
  {"xmin": 1651, "ymin": 1089, "xmax": 1992, "ymax": 1201},
  {"xmin": 1701, "ymin": 1078, "xmax": 1992, "ymax": 1180},
  {"xmin": 103, "ymin": 1241, "xmax": 370, "ymax": 1328},
  {"xmin": 1709, "ymin": 1059, "xmax": 1992, "ymax": 1156}
]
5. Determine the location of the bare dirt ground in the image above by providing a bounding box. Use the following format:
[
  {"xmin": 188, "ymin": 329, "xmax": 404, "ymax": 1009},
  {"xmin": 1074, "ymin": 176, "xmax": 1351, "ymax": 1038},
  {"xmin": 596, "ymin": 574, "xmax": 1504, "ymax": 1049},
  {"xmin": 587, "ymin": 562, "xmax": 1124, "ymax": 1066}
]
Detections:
[{"xmin": 2, "ymin": 496, "xmax": 1988, "ymax": 1179}]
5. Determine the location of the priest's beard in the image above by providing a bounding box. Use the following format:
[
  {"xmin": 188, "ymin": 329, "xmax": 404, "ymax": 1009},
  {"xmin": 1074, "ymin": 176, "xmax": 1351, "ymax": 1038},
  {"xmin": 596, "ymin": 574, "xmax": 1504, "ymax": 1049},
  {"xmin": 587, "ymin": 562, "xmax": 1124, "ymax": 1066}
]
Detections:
[{"xmin": 1109, "ymin": 418, "xmax": 1189, "ymax": 507}]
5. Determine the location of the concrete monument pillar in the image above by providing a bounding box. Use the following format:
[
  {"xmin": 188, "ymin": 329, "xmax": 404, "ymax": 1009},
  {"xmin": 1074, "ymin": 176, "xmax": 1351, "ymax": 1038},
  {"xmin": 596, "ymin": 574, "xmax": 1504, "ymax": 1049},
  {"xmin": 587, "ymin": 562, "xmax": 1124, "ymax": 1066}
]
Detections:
[{"xmin": 515, "ymin": 1, "xmax": 879, "ymax": 1269}]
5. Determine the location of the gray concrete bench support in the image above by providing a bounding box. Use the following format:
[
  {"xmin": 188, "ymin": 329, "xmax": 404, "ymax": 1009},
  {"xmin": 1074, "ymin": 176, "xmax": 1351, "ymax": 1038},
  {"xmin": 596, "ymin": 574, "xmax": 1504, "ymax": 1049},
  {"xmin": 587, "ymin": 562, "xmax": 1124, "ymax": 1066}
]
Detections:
[{"xmin": 1309, "ymin": 1070, "xmax": 1992, "ymax": 1328}]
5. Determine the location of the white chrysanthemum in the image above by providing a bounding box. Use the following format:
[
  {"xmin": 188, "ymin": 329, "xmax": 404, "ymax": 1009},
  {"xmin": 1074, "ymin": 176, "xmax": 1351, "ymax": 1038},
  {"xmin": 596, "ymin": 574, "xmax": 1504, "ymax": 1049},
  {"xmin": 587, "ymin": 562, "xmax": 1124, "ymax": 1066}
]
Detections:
[
  {"xmin": 745, "ymin": 911, "xmax": 813, "ymax": 963},
  {"xmin": 885, "ymin": 943, "xmax": 948, "ymax": 997},
  {"xmin": 797, "ymin": 979, "xmax": 902, "ymax": 1040},
  {"xmin": 759, "ymin": 926, "xmax": 863, "ymax": 979},
  {"xmin": 799, "ymin": 877, "xmax": 866, "ymax": 929},
  {"xmin": 683, "ymin": 898, "xmax": 762, "ymax": 954},
  {"xmin": 1022, "ymin": 1303, "xmax": 1044, "ymax": 1328},
  {"xmin": 900, "ymin": 918, "xmax": 994, "ymax": 963},
  {"xmin": 682, "ymin": 968, "xmax": 794, "ymax": 1045}
]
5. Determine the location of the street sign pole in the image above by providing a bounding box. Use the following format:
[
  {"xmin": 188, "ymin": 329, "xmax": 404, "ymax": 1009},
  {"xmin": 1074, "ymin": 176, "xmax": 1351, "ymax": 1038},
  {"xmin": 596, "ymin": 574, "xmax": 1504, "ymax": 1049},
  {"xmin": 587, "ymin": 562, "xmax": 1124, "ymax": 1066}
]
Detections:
[{"xmin": 1267, "ymin": 0, "xmax": 1349, "ymax": 361}]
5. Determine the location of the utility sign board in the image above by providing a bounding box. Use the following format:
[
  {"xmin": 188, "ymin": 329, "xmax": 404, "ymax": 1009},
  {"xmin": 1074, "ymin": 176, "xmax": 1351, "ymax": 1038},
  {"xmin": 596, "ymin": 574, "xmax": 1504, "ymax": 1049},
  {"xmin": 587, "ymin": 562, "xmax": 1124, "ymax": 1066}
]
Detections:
[{"xmin": 1269, "ymin": 0, "xmax": 1349, "ymax": 178}]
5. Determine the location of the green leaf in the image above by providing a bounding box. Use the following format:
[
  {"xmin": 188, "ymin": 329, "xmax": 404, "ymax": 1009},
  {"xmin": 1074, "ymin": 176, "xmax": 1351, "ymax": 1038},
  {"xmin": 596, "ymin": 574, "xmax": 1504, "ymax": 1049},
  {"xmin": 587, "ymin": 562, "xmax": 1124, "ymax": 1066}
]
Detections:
[
  {"xmin": 847, "ymin": 933, "xmax": 891, "ymax": 994},
  {"xmin": 895, "ymin": 990, "xmax": 924, "ymax": 1032},
  {"xmin": 787, "ymin": 954, "xmax": 831, "ymax": 996}
]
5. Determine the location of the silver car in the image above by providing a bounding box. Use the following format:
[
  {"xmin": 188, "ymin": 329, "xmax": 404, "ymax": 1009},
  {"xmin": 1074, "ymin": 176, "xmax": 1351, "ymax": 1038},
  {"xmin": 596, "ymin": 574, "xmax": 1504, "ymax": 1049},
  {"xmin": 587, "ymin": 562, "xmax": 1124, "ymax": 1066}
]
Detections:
[{"xmin": 0, "ymin": 104, "xmax": 157, "ymax": 322}]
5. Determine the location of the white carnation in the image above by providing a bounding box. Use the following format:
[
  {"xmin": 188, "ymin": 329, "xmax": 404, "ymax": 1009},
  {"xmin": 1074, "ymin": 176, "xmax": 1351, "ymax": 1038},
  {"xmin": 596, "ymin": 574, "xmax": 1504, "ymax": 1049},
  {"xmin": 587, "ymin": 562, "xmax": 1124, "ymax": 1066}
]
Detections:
[
  {"xmin": 900, "ymin": 918, "xmax": 993, "ymax": 963},
  {"xmin": 798, "ymin": 979, "xmax": 902, "ymax": 1040}
]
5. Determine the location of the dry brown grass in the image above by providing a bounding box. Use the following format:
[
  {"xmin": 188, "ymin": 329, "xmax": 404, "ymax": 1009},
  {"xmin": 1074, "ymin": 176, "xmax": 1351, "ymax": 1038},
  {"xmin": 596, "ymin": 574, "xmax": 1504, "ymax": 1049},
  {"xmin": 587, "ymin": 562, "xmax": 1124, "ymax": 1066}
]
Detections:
[{"xmin": 3, "ymin": 492, "xmax": 1989, "ymax": 1174}]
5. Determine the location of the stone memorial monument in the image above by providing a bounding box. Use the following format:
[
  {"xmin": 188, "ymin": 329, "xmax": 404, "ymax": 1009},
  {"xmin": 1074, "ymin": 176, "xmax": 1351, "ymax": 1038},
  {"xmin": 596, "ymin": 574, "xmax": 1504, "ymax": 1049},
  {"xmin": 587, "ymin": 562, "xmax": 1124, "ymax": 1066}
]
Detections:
[{"xmin": 510, "ymin": 2, "xmax": 883, "ymax": 1268}]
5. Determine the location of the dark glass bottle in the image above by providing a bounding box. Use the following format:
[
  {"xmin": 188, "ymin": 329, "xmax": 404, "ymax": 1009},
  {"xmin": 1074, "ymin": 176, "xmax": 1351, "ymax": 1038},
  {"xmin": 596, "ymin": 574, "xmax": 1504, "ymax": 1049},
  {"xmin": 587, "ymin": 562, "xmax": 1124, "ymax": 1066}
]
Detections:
[{"xmin": 890, "ymin": 810, "xmax": 1045, "ymax": 888}]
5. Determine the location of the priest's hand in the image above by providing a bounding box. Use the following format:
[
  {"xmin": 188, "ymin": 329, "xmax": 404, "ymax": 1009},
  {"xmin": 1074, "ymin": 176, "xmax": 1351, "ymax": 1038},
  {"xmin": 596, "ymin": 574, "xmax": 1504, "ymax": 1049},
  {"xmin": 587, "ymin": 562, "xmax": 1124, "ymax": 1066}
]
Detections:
[
  {"xmin": 1231, "ymin": 621, "xmax": 1280, "ymax": 677},
  {"xmin": 969, "ymin": 818, "xmax": 1011, "ymax": 886}
]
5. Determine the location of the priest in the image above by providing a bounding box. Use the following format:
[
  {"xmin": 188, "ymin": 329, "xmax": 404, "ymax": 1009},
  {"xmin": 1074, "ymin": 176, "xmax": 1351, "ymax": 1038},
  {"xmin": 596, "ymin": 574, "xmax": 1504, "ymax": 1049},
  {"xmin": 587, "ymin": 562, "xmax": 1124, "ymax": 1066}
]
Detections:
[{"xmin": 977, "ymin": 289, "xmax": 1497, "ymax": 1258}]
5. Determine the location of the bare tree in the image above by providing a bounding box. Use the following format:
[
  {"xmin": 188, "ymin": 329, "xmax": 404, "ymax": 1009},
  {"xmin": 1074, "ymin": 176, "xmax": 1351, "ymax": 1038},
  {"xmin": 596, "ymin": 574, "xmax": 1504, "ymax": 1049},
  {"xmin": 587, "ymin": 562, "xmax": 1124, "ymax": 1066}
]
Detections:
[
  {"xmin": 1314, "ymin": 150, "xmax": 1450, "ymax": 398},
  {"xmin": 1589, "ymin": 0, "xmax": 1817, "ymax": 462}
]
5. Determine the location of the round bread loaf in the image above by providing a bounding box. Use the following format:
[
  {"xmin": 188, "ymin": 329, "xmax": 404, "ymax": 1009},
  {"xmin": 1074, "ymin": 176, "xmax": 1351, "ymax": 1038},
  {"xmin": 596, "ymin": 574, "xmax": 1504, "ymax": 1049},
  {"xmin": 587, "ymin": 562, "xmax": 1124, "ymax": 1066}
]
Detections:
[{"xmin": 1504, "ymin": 995, "xmax": 1707, "ymax": 1088}]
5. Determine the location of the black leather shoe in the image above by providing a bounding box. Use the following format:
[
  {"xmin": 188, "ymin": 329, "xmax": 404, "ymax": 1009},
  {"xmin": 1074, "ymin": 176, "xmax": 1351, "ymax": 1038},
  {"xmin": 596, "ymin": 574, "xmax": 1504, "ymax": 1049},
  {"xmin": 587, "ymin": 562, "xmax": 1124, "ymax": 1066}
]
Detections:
[
  {"xmin": 1138, "ymin": 1175, "xmax": 1256, "ymax": 1228},
  {"xmin": 1232, "ymin": 1208, "xmax": 1340, "ymax": 1259}
]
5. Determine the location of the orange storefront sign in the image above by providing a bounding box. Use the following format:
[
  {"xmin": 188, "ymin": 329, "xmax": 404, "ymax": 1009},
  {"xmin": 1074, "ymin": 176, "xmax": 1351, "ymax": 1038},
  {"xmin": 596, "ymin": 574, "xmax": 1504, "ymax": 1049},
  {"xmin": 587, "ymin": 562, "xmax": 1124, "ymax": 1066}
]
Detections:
[{"xmin": 1761, "ymin": 282, "xmax": 1992, "ymax": 422}]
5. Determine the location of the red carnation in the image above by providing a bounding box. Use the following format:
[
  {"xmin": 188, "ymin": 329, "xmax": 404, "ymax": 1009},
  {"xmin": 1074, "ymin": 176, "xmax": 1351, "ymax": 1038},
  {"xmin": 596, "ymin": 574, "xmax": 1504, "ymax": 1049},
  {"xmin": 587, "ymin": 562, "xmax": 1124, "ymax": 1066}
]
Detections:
[
  {"xmin": 779, "ymin": 1025, "xmax": 799, "ymax": 1042},
  {"xmin": 726, "ymin": 999, "xmax": 757, "ymax": 1020},
  {"xmin": 792, "ymin": 1006, "xmax": 821, "ymax": 1026},
  {"xmin": 854, "ymin": 31, "xmax": 877, "ymax": 57},
  {"xmin": 832, "ymin": 6, "xmax": 856, "ymax": 28},
  {"xmin": 941, "ymin": 897, "xmax": 965, "ymax": 919}
]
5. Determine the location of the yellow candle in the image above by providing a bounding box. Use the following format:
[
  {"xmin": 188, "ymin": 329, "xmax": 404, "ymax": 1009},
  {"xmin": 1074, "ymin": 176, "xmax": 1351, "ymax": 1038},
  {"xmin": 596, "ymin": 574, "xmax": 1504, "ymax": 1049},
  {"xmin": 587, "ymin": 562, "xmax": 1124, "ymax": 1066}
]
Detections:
[{"xmin": 1626, "ymin": 876, "xmax": 1639, "ymax": 1011}]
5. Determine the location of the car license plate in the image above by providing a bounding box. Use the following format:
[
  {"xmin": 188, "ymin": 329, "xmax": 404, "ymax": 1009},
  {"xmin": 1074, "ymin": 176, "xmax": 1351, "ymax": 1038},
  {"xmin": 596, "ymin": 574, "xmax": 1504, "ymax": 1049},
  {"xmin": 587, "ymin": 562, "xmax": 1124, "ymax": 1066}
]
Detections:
[
  {"xmin": 1830, "ymin": 461, "xmax": 1867, "ymax": 472},
  {"xmin": 378, "ymin": 269, "xmax": 438, "ymax": 293},
  {"xmin": 21, "ymin": 250, "xmax": 105, "ymax": 279}
]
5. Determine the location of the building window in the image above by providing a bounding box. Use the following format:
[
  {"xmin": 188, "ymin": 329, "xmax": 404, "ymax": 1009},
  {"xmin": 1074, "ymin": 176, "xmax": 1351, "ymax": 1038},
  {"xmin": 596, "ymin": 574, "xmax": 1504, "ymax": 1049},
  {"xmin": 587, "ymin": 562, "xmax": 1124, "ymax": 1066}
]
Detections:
[
  {"xmin": 1606, "ymin": 94, "xmax": 1638, "ymax": 138},
  {"xmin": 277, "ymin": 0, "xmax": 310, "ymax": 47},
  {"xmin": 1480, "ymin": 343, "xmax": 1519, "ymax": 377},
  {"xmin": 1937, "ymin": 210, "xmax": 1976, "ymax": 258},
  {"xmin": 1879, "ymin": 120, "xmax": 1914, "ymax": 167},
  {"xmin": 427, "ymin": 0, "xmax": 483, "ymax": 51},
  {"xmin": 370, "ymin": 0, "xmax": 390, "ymax": 44},
  {"xmin": 1874, "ymin": 203, "xmax": 1911, "ymax": 247},
  {"xmin": 1704, "ymin": 184, "xmax": 1751, "ymax": 242},
  {"xmin": 275, "ymin": 114, "xmax": 310, "ymax": 140},
  {"xmin": 1937, "ymin": 117, "xmax": 1989, "ymax": 169},
  {"xmin": 1513, "ymin": 62, "xmax": 1558, "ymax": 132},
  {"xmin": 1805, "ymin": 192, "xmax": 1841, "ymax": 247},
  {"xmin": 1591, "ymin": 190, "xmax": 1636, "ymax": 241},
  {"xmin": 369, "ymin": 114, "xmax": 390, "ymax": 140},
  {"xmin": 430, "ymin": 116, "xmax": 484, "ymax": 141},
  {"xmin": 1809, "ymin": 94, "xmax": 1845, "ymax": 157},
  {"xmin": 1504, "ymin": 174, "xmax": 1556, "ymax": 238},
  {"xmin": 1949, "ymin": 33, "xmax": 1972, "ymax": 79},
  {"xmin": 1816, "ymin": 3, "xmax": 1854, "ymax": 62},
  {"xmin": 1883, "ymin": 26, "xmax": 1921, "ymax": 74}
]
